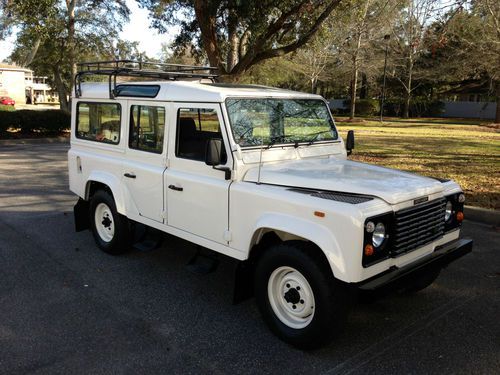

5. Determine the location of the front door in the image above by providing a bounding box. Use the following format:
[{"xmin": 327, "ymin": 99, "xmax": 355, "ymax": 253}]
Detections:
[
  {"xmin": 122, "ymin": 101, "xmax": 167, "ymax": 223},
  {"xmin": 165, "ymin": 103, "xmax": 232, "ymax": 244}
]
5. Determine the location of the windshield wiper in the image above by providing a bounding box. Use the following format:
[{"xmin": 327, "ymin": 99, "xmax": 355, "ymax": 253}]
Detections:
[
  {"xmin": 265, "ymin": 136, "xmax": 285, "ymax": 149},
  {"xmin": 306, "ymin": 130, "xmax": 333, "ymax": 145}
]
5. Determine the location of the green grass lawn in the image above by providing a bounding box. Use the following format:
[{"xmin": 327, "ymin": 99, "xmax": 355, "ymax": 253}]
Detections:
[{"xmin": 335, "ymin": 117, "xmax": 500, "ymax": 210}]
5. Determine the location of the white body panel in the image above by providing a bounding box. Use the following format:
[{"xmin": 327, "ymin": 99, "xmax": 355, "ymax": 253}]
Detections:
[
  {"xmin": 68, "ymin": 81, "xmax": 465, "ymax": 284},
  {"xmin": 121, "ymin": 100, "xmax": 168, "ymax": 223},
  {"xmin": 165, "ymin": 103, "xmax": 232, "ymax": 244}
]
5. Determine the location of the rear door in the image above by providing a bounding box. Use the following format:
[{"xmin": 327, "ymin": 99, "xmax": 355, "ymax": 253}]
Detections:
[
  {"xmin": 165, "ymin": 103, "xmax": 232, "ymax": 244},
  {"xmin": 122, "ymin": 101, "xmax": 167, "ymax": 222}
]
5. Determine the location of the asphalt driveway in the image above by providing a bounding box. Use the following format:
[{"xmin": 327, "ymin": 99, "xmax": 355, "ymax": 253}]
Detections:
[{"xmin": 0, "ymin": 142, "xmax": 498, "ymax": 374}]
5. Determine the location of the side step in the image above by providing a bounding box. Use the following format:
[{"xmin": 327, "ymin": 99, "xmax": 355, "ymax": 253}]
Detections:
[
  {"xmin": 132, "ymin": 223, "xmax": 163, "ymax": 252},
  {"xmin": 186, "ymin": 246, "xmax": 219, "ymax": 274}
]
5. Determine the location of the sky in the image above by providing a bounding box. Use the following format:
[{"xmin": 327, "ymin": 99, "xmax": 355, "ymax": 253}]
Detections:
[{"xmin": 0, "ymin": 0, "xmax": 175, "ymax": 62}]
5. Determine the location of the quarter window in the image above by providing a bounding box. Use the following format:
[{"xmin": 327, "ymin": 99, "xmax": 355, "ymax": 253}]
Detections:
[
  {"xmin": 176, "ymin": 108, "xmax": 226, "ymax": 162},
  {"xmin": 129, "ymin": 105, "xmax": 165, "ymax": 153},
  {"xmin": 76, "ymin": 102, "xmax": 121, "ymax": 144}
]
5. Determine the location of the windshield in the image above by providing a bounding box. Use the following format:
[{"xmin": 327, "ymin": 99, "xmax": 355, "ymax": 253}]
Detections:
[{"xmin": 226, "ymin": 98, "xmax": 338, "ymax": 147}]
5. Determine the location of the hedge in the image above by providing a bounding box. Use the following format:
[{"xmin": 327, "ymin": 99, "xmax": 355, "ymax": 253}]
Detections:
[
  {"xmin": 0, "ymin": 109, "xmax": 70, "ymax": 135},
  {"xmin": 384, "ymin": 99, "xmax": 444, "ymax": 117},
  {"xmin": 0, "ymin": 104, "xmax": 15, "ymax": 112}
]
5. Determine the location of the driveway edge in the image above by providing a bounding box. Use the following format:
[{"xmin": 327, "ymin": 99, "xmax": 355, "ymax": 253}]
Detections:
[
  {"xmin": 0, "ymin": 137, "xmax": 69, "ymax": 146},
  {"xmin": 465, "ymin": 205, "xmax": 500, "ymax": 227}
]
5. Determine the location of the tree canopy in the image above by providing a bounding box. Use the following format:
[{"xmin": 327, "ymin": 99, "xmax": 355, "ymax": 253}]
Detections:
[{"xmin": 137, "ymin": 0, "xmax": 343, "ymax": 76}]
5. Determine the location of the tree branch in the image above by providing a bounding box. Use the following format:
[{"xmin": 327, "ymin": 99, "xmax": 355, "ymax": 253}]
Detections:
[{"xmin": 232, "ymin": 0, "xmax": 341, "ymax": 74}]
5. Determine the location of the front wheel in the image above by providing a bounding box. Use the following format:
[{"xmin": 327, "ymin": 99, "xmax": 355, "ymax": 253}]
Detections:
[
  {"xmin": 89, "ymin": 190, "xmax": 130, "ymax": 255},
  {"xmin": 254, "ymin": 241, "xmax": 350, "ymax": 349}
]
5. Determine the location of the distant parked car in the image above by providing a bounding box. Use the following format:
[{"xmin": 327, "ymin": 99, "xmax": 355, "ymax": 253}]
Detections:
[{"xmin": 0, "ymin": 96, "xmax": 15, "ymax": 106}]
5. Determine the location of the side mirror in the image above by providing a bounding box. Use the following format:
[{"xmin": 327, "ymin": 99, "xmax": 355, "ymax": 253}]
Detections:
[
  {"xmin": 205, "ymin": 138, "xmax": 223, "ymax": 166},
  {"xmin": 205, "ymin": 138, "xmax": 231, "ymax": 180},
  {"xmin": 346, "ymin": 130, "xmax": 355, "ymax": 155}
]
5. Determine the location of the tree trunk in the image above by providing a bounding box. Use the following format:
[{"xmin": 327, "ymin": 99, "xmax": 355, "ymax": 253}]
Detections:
[
  {"xmin": 360, "ymin": 73, "xmax": 368, "ymax": 99},
  {"xmin": 402, "ymin": 57, "xmax": 413, "ymax": 119},
  {"xmin": 349, "ymin": 64, "xmax": 359, "ymax": 119},
  {"xmin": 403, "ymin": 92, "xmax": 410, "ymax": 119},
  {"xmin": 311, "ymin": 77, "xmax": 318, "ymax": 94},
  {"xmin": 193, "ymin": 0, "xmax": 225, "ymax": 73},
  {"xmin": 54, "ymin": 67, "xmax": 69, "ymax": 112},
  {"xmin": 66, "ymin": 0, "xmax": 77, "ymax": 95},
  {"xmin": 226, "ymin": 8, "xmax": 239, "ymax": 71},
  {"xmin": 496, "ymin": 82, "xmax": 500, "ymax": 124},
  {"xmin": 25, "ymin": 37, "xmax": 41, "ymax": 66}
]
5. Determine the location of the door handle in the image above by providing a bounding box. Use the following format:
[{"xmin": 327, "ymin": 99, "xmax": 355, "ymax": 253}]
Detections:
[
  {"xmin": 124, "ymin": 173, "xmax": 136, "ymax": 179},
  {"xmin": 168, "ymin": 184, "xmax": 183, "ymax": 192}
]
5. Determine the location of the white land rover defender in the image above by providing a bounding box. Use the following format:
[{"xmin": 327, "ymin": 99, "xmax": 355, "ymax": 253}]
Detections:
[{"xmin": 69, "ymin": 61, "xmax": 473, "ymax": 349}]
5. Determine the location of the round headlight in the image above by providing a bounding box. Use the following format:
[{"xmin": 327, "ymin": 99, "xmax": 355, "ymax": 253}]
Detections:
[
  {"xmin": 372, "ymin": 222, "xmax": 386, "ymax": 247},
  {"xmin": 365, "ymin": 221, "xmax": 375, "ymax": 233},
  {"xmin": 445, "ymin": 201, "xmax": 453, "ymax": 221}
]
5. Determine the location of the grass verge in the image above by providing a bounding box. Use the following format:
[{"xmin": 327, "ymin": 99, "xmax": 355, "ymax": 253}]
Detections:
[{"xmin": 335, "ymin": 117, "xmax": 500, "ymax": 210}]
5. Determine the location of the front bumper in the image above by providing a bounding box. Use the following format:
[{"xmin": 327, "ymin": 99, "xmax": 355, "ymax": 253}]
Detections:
[{"xmin": 357, "ymin": 238, "xmax": 473, "ymax": 292}]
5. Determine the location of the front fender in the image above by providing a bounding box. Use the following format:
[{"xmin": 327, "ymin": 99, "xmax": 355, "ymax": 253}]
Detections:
[
  {"xmin": 86, "ymin": 171, "xmax": 128, "ymax": 215},
  {"xmin": 252, "ymin": 213, "xmax": 348, "ymax": 282}
]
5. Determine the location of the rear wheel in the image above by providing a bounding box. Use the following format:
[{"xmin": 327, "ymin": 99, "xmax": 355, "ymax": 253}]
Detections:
[
  {"xmin": 254, "ymin": 241, "xmax": 350, "ymax": 349},
  {"xmin": 90, "ymin": 190, "xmax": 130, "ymax": 255}
]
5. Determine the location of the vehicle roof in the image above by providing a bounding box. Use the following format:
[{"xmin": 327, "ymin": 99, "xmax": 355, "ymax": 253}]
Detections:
[{"xmin": 76, "ymin": 80, "xmax": 324, "ymax": 102}]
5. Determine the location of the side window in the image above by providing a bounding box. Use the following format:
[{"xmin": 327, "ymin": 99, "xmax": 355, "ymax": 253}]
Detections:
[
  {"xmin": 176, "ymin": 108, "xmax": 226, "ymax": 162},
  {"xmin": 129, "ymin": 105, "xmax": 165, "ymax": 154},
  {"xmin": 76, "ymin": 102, "xmax": 121, "ymax": 144}
]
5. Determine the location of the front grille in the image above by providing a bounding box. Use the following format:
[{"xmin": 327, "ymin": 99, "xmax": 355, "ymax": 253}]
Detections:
[{"xmin": 392, "ymin": 198, "xmax": 446, "ymax": 256}]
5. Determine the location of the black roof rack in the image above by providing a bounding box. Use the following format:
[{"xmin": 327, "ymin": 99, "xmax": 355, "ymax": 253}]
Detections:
[{"xmin": 74, "ymin": 60, "xmax": 219, "ymax": 99}]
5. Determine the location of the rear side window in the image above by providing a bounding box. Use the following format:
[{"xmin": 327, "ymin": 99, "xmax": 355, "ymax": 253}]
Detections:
[
  {"xmin": 129, "ymin": 105, "xmax": 165, "ymax": 154},
  {"xmin": 76, "ymin": 102, "xmax": 121, "ymax": 144},
  {"xmin": 176, "ymin": 108, "xmax": 226, "ymax": 162}
]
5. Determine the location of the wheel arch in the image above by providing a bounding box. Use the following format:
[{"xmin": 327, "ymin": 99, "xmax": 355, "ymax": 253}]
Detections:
[
  {"xmin": 247, "ymin": 214, "xmax": 347, "ymax": 281},
  {"xmin": 233, "ymin": 214, "xmax": 349, "ymax": 304},
  {"xmin": 84, "ymin": 171, "xmax": 127, "ymax": 215}
]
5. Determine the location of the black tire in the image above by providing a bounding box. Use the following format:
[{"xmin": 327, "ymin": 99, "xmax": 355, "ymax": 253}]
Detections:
[
  {"xmin": 403, "ymin": 268, "xmax": 441, "ymax": 294},
  {"xmin": 89, "ymin": 189, "xmax": 130, "ymax": 255},
  {"xmin": 254, "ymin": 241, "xmax": 350, "ymax": 349}
]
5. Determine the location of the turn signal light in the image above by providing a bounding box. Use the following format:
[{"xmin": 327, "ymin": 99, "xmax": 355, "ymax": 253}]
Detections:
[
  {"xmin": 364, "ymin": 244, "xmax": 374, "ymax": 256},
  {"xmin": 456, "ymin": 211, "xmax": 464, "ymax": 222},
  {"xmin": 314, "ymin": 211, "xmax": 325, "ymax": 218}
]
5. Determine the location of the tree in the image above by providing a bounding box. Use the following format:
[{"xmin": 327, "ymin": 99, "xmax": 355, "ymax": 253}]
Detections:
[
  {"xmin": 329, "ymin": 0, "xmax": 398, "ymax": 118},
  {"xmin": 8, "ymin": 0, "xmax": 130, "ymax": 111},
  {"xmin": 138, "ymin": 0, "xmax": 343, "ymax": 78},
  {"xmin": 286, "ymin": 26, "xmax": 335, "ymax": 93},
  {"xmin": 420, "ymin": 1, "xmax": 500, "ymax": 122},
  {"xmin": 388, "ymin": 0, "xmax": 436, "ymax": 118}
]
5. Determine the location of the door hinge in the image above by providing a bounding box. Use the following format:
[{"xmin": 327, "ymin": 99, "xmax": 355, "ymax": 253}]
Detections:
[
  {"xmin": 163, "ymin": 157, "xmax": 170, "ymax": 168},
  {"xmin": 161, "ymin": 210, "xmax": 167, "ymax": 219},
  {"xmin": 223, "ymin": 230, "xmax": 232, "ymax": 242}
]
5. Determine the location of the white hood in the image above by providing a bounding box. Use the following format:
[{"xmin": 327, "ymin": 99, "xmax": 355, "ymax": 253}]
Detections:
[{"xmin": 243, "ymin": 158, "xmax": 444, "ymax": 205}]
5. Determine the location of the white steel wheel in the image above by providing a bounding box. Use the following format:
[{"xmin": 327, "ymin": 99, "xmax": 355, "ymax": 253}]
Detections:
[
  {"xmin": 267, "ymin": 266, "xmax": 315, "ymax": 329},
  {"xmin": 94, "ymin": 202, "xmax": 115, "ymax": 243}
]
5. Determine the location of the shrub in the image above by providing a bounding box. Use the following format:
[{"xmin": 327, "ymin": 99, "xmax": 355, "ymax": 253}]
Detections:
[
  {"xmin": 343, "ymin": 98, "xmax": 380, "ymax": 116},
  {"xmin": 0, "ymin": 109, "xmax": 70, "ymax": 135},
  {"xmin": 0, "ymin": 104, "xmax": 15, "ymax": 112},
  {"xmin": 384, "ymin": 99, "xmax": 444, "ymax": 117}
]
